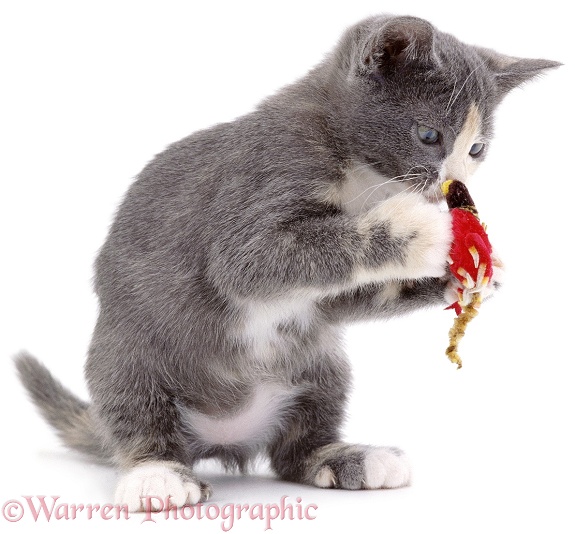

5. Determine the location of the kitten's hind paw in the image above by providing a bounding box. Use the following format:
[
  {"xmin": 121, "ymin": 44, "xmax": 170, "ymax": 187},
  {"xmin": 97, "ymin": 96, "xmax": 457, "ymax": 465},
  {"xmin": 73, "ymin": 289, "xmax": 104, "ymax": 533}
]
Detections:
[
  {"xmin": 309, "ymin": 444, "xmax": 411, "ymax": 490},
  {"xmin": 361, "ymin": 446, "xmax": 412, "ymax": 489}
]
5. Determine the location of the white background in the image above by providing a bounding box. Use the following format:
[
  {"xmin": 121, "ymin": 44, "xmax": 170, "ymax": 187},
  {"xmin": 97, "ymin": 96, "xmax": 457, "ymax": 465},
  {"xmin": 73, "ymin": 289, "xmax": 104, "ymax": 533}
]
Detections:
[{"xmin": 1, "ymin": 1, "xmax": 573, "ymax": 533}]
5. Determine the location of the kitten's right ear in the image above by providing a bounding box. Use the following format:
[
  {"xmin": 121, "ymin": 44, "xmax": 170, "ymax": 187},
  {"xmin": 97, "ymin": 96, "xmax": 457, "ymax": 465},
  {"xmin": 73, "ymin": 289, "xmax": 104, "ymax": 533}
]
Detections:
[{"xmin": 362, "ymin": 16, "xmax": 438, "ymax": 75}]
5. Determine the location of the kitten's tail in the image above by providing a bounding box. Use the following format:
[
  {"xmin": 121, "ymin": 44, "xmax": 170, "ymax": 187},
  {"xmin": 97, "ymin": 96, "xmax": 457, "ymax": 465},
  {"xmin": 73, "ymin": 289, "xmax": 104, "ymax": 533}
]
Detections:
[{"xmin": 14, "ymin": 351, "xmax": 111, "ymax": 464}]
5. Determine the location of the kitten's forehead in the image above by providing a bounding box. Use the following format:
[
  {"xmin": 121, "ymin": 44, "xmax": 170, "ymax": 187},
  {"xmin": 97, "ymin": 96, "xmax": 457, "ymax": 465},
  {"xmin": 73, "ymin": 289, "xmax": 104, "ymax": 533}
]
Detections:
[
  {"xmin": 440, "ymin": 41, "xmax": 495, "ymax": 118},
  {"xmin": 387, "ymin": 39, "xmax": 494, "ymax": 130}
]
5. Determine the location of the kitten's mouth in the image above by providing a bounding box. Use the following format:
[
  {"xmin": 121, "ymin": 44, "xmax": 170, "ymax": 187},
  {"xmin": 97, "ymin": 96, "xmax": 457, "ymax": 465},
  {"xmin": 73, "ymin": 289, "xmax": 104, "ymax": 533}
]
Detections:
[
  {"xmin": 422, "ymin": 181, "xmax": 444, "ymax": 203},
  {"xmin": 414, "ymin": 172, "xmax": 443, "ymax": 203}
]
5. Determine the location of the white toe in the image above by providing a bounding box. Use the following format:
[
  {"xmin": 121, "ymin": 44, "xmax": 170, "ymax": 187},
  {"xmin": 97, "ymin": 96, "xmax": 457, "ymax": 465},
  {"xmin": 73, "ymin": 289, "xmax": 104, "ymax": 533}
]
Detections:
[{"xmin": 314, "ymin": 466, "xmax": 336, "ymax": 488}]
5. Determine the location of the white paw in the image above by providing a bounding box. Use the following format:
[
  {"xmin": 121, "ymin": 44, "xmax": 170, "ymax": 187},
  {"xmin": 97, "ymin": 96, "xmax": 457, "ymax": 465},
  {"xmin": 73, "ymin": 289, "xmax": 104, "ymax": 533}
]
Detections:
[
  {"xmin": 357, "ymin": 193, "xmax": 452, "ymax": 283},
  {"xmin": 114, "ymin": 462, "xmax": 203, "ymax": 512},
  {"xmin": 363, "ymin": 447, "xmax": 412, "ymax": 489},
  {"xmin": 383, "ymin": 194, "xmax": 452, "ymax": 279}
]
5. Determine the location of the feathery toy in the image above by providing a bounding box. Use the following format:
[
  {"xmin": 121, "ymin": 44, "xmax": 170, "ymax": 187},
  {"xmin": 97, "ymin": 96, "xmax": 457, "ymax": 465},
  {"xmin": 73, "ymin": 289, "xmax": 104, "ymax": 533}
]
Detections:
[{"xmin": 442, "ymin": 179, "xmax": 494, "ymax": 368}]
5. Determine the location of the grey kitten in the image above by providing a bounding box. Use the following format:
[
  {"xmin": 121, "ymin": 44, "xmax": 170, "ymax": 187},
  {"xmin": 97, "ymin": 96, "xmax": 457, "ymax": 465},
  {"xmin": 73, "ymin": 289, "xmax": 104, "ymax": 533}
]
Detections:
[{"xmin": 15, "ymin": 15, "xmax": 558, "ymax": 510}]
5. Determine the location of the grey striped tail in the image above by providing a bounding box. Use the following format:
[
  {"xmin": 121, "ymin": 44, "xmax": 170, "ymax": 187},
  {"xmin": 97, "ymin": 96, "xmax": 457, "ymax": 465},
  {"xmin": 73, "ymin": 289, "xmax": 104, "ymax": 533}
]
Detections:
[{"xmin": 14, "ymin": 351, "xmax": 111, "ymax": 463}]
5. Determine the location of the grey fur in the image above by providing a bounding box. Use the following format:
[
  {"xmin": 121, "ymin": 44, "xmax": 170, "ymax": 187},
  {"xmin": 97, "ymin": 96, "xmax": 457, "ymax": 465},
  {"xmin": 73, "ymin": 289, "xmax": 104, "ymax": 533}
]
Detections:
[{"xmin": 15, "ymin": 14, "xmax": 559, "ymax": 501}]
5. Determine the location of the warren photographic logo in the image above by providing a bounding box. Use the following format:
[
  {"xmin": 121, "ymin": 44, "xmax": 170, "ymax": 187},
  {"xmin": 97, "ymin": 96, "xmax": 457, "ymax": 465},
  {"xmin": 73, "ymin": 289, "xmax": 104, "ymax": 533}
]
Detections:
[{"xmin": 2, "ymin": 494, "xmax": 318, "ymax": 531}]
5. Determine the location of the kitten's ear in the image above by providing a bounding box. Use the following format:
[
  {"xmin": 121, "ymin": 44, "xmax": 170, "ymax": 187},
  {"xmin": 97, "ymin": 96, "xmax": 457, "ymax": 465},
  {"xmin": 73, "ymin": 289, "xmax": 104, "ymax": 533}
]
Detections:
[
  {"xmin": 362, "ymin": 16, "xmax": 438, "ymax": 74},
  {"xmin": 475, "ymin": 47, "xmax": 562, "ymax": 96}
]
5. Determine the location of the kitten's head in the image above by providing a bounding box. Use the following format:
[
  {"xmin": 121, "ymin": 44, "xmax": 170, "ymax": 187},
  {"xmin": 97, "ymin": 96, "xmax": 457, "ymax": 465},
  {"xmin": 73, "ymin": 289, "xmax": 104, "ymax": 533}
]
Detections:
[{"xmin": 331, "ymin": 15, "xmax": 560, "ymax": 203}]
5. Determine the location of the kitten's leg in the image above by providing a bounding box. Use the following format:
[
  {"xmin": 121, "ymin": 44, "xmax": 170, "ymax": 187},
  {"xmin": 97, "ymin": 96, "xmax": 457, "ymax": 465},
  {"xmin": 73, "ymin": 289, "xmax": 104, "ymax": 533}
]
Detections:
[
  {"xmin": 318, "ymin": 276, "xmax": 451, "ymax": 324},
  {"xmin": 209, "ymin": 192, "xmax": 452, "ymax": 299},
  {"xmin": 318, "ymin": 252, "xmax": 504, "ymax": 324},
  {"xmin": 268, "ymin": 354, "xmax": 411, "ymax": 490},
  {"xmin": 86, "ymin": 318, "xmax": 211, "ymax": 512}
]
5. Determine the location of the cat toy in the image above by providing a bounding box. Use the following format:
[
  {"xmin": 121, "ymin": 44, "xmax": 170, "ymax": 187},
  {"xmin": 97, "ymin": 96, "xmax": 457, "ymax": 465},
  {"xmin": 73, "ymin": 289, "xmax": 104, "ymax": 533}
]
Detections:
[{"xmin": 441, "ymin": 179, "xmax": 494, "ymax": 369}]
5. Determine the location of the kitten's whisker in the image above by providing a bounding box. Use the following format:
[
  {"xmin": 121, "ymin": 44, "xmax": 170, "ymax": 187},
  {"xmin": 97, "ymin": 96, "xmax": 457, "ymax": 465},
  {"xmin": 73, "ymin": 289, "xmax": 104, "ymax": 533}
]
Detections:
[
  {"xmin": 445, "ymin": 63, "xmax": 484, "ymax": 115},
  {"xmin": 343, "ymin": 170, "xmax": 422, "ymax": 206},
  {"xmin": 359, "ymin": 162, "xmax": 438, "ymax": 212},
  {"xmin": 343, "ymin": 176, "xmax": 420, "ymax": 207},
  {"xmin": 358, "ymin": 169, "xmax": 423, "ymax": 211},
  {"xmin": 445, "ymin": 75, "xmax": 459, "ymax": 115}
]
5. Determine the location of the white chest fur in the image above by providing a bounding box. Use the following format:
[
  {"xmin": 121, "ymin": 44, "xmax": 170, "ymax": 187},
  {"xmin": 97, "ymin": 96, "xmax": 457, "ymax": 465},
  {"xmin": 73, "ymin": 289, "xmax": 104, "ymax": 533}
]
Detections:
[
  {"xmin": 234, "ymin": 293, "xmax": 318, "ymax": 359},
  {"xmin": 337, "ymin": 161, "xmax": 406, "ymax": 216},
  {"xmin": 182, "ymin": 383, "xmax": 298, "ymax": 446}
]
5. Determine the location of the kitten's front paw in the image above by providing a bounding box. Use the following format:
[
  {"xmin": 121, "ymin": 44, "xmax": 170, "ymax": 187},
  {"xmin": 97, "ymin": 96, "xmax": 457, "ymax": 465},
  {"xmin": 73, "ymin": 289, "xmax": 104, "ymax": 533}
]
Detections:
[
  {"xmin": 366, "ymin": 193, "xmax": 453, "ymax": 280},
  {"xmin": 114, "ymin": 461, "xmax": 211, "ymax": 512}
]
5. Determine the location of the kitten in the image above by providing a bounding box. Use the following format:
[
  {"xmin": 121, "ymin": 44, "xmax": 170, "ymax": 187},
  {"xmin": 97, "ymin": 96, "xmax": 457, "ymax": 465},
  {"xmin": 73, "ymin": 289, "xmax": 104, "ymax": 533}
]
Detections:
[{"xmin": 15, "ymin": 14, "xmax": 559, "ymax": 511}]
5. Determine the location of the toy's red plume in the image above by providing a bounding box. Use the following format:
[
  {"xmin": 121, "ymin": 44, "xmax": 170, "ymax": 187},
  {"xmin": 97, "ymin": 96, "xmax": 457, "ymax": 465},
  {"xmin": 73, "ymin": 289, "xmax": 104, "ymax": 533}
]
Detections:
[{"xmin": 441, "ymin": 180, "xmax": 493, "ymax": 368}]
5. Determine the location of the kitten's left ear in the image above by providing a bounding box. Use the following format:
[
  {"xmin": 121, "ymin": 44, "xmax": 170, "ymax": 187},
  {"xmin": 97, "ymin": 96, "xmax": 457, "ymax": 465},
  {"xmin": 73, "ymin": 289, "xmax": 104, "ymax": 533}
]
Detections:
[
  {"xmin": 475, "ymin": 47, "xmax": 562, "ymax": 96},
  {"xmin": 362, "ymin": 16, "xmax": 440, "ymax": 74}
]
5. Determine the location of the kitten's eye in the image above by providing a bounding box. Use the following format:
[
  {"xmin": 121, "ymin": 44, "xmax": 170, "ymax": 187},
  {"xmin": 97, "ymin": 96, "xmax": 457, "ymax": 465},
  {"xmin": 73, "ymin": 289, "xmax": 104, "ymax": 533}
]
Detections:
[
  {"xmin": 417, "ymin": 125, "xmax": 440, "ymax": 144},
  {"xmin": 469, "ymin": 142, "xmax": 485, "ymax": 157}
]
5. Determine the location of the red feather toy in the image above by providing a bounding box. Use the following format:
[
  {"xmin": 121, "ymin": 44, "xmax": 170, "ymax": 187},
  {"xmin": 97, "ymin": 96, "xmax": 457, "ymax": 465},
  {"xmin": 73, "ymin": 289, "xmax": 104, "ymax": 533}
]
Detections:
[{"xmin": 441, "ymin": 179, "xmax": 494, "ymax": 368}]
